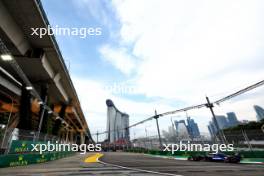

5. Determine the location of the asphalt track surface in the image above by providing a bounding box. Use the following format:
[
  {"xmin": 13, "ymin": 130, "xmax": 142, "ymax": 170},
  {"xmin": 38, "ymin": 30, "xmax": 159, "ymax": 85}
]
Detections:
[
  {"xmin": 101, "ymin": 152, "xmax": 264, "ymax": 176},
  {"xmin": 0, "ymin": 152, "xmax": 263, "ymax": 176}
]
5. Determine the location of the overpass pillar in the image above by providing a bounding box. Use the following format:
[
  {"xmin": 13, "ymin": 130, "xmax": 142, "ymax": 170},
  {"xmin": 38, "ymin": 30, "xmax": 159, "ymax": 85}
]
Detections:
[
  {"xmin": 65, "ymin": 130, "xmax": 69, "ymax": 143},
  {"xmin": 80, "ymin": 131, "xmax": 85, "ymax": 144},
  {"xmin": 39, "ymin": 85, "xmax": 49, "ymax": 134},
  {"xmin": 52, "ymin": 104, "xmax": 66, "ymax": 135},
  {"xmin": 69, "ymin": 131, "xmax": 73, "ymax": 143},
  {"xmin": 17, "ymin": 85, "xmax": 32, "ymax": 131},
  {"xmin": 60, "ymin": 131, "xmax": 64, "ymax": 142}
]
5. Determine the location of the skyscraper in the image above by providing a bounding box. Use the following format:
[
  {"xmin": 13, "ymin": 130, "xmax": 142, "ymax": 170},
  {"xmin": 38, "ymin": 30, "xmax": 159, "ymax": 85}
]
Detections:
[
  {"xmin": 207, "ymin": 115, "xmax": 229, "ymax": 138},
  {"xmin": 226, "ymin": 112, "xmax": 239, "ymax": 127},
  {"xmin": 208, "ymin": 121, "xmax": 217, "ymax": 138},
  {"xmin": 186, "ymin": 117, "xmax": 200, "ymax": 138},
  {"xmin": 174, "ymin": 117, "xmax": 200, "ymax": 139},
  {"xmin": 253, "ymin": 105, "xmax": 264, "ymax": 121},
  {"xmin": 106, "ymin": 99, "xmax": 129, "ymax": 142},
  {"xmin": 174, "ymin": 120, "xmax": 189, "ymax": 138},
  {"xmin": 215, "ymin": 115, "xmax": 228, "ymax": 129}
]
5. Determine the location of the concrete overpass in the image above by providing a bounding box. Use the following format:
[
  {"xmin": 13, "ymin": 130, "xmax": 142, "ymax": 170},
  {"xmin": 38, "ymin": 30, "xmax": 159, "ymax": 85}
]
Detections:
[{"xmin": 0, "ymin": 0, "xmax": 92, "ymax": 148}]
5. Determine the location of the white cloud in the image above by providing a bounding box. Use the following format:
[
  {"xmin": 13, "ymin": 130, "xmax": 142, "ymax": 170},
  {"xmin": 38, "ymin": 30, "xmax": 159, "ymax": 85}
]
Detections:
[
  {"xmin": 111, "ymin": 0, "xmax": 264, "ymax": 103},
  {"xmin": 72, "ymin": 0, "xmax": 264, "ymax": 137},
  {"xmin": 99, "ymin": 45, "xmax": 136, "ymax": 75}
]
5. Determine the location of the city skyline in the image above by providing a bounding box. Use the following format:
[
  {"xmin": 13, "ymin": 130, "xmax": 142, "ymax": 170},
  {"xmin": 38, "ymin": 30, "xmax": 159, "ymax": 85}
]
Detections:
[
  {"xmin": 207, "ymin": 105, "xmax": 264, "ymax": 138},
  {"xmin": 40, "ymin": 0, "xmax": 264, "ymax": 135},
  {"xmin": 1, "ymin": 0, "xmax": 264, "ymax": 174}
]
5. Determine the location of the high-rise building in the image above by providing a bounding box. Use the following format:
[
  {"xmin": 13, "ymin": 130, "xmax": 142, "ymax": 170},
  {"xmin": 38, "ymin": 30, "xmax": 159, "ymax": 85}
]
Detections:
[
  {"xmin": 207, "ymin": 115, "xmax": 229, "ymax": 138},
  {"xmin": 174, "ymin": 120, "xmax": 189, "ymax": 138},
  {"xmin": 208, "ymin": 121, "xmax": 217, "ymax": 137},
  {"xmin": 186, "ymin": 117, "xmax": 200, "ymax": 138},
  {"xmin": 215, "ymin": 115, "xmax": 228, "ymax": 129},
  {"xmin": 174, "ymin": 117, "xmax": 200, "ymax": 139},
  {"xmin": 253, "ymin": 105, "xmax": 264, "ymax": 121},
  {"xmin": 106, "ymin": 99, "xmax": 129, "ymax": 142},
  {"xmin": 226, "ymin": 112, "xmax": 239, "ymax": 127}
]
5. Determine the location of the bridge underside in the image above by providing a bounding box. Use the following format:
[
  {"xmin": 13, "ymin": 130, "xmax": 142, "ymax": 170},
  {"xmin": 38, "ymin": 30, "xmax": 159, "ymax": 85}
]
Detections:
[{"xmin": 0, "ymin": 0, "xmax": 92, "ymax": 147}]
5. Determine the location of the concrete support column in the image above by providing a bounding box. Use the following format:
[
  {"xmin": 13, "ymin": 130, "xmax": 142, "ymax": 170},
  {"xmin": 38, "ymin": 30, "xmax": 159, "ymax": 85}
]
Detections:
[
  {"xmin": 40, "ymin": 85, "xmax": 48, "ymax": 133},
  {"xmin": 18, "ymin": 85, "xmax": 32, "ymax": 131},
  {"xmin": 70, "ymin": 131, "xmax": 73, "ymax": 144},
  {"xmin": 52, "ymin": 104, "xmax": 66, "ymax": 135},
  {"xmin": 65, "ymin": 130, "xmax": 69, "ymax": 143},
  {"xmin": 80, "ymin": 131, "xmax": 85, "ymax": 144},
  {"xmin": 60, "ymin": 131, "xmax": 65, "ymax": 143},
  {"xmin": 75, "ymin": 133, "xmax": 78, "ymax": 144}
]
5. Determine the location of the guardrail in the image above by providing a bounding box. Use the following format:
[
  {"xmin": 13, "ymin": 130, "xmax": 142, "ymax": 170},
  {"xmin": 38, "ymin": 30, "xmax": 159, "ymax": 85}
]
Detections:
[
  {"xmin": 125, "ymin": 147, "xmax": 264, "ymax": 159},
  {"xmin": 0, "ymin": 139, "xmax": 75, "ymax": 168}
]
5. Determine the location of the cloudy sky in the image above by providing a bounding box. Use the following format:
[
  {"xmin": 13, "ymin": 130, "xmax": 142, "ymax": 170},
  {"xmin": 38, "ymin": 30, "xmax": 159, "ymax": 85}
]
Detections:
[{"xmin": 41, "ymin": 0, "xmax": 264, "ymax": 139}]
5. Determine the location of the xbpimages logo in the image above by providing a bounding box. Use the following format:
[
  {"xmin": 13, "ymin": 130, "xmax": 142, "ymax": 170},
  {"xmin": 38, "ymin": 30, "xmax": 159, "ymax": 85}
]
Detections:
[{"xmin": 30, "ymin": 25, "xmax": 102, "ymax": 38}]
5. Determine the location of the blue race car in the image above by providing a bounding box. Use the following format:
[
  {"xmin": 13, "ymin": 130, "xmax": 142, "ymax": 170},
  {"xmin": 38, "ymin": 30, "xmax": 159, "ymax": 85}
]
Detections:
[
  {"xmin": 188, "ymin": 152, "xmax": 241, "ymax": 163},
  {"xmin": 205, "ymin": 153, "xmax": 227, "ymax": 161},
  {"xmin": 205, "ymin": 152, "xmax": 241, "ymax": 163}
]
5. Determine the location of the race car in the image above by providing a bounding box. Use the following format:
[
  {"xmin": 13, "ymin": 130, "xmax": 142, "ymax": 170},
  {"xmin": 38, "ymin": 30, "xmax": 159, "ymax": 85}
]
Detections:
[
  {"xmin": 204, "ymin": 153, "xmax": 227, "ymax": 162},
  {"xmin": 188, "ymin": 152, "xmax": 241, "ymax": 163}
]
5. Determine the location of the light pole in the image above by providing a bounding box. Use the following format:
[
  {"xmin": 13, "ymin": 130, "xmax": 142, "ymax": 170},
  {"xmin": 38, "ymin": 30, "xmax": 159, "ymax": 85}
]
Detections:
[
  {"xmin": 96, "ymin": 131, "xmax": 99, "ymax": 143},
  {"xmin": 0, "ymin": 91, "xmax": 14, "ymax": 148},
  {"xmin": 145, "ymin": 126, "xmax": 149, "ymax": 149},
  {"xmin": 35, "ymin": 95, "xmax": 48, "ymax": 141},
  {"xmin": 205, "ymin": 96, "xmax": 227, "ymax": 144},
  {"xmin": 154, "ymin": 110, "xmax": 162, "ymax": 150},
  {"xmin": 170, "ymin": 116, "xmax": 179, "ymax": 143}
]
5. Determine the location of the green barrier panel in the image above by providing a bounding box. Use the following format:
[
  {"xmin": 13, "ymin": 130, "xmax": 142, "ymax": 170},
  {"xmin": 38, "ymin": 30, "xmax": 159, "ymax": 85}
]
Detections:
[
  {"xmin": 0, "ymin": 140, "xmax": 77, "ymax": 168},
  {"xmin": 9, "ymin": 140, "xmax": 52, "ymax": 154},
  {"xmin": 8, "ymin": 140, "xmax": 79, "ymax": 155},
  {"xmin": 128, "ymin": 149, "xmax": 264, "ymax": 158},
  {"xmin": 241, "ymin": 158, "xmax": 264, "ymax": 163},
  {"xmin": 0, "ymin": 151, "xmax": 75, "ymax": 168}
]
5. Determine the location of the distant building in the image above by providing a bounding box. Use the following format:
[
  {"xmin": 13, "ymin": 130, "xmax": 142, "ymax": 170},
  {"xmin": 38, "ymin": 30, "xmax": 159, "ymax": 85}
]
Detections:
[
  {"xmin": 174, "ymin": 117, "xmax": 200, "ymax": 139},
  {"xmin": 106, "ymin": 99, "xmax": 129, "ymax": 143},
  {"xmin": 186, "ymin": 117, "xmax": 200, "ymax": 138},
  {"xmin": 254, "ymin": 105, "xmax": 264, "ymax": 121},
  {"xmin": 226, "ymin": 112, "xmax": 239, "ymax": 127},
  {"xmin": 207, "ymin": 115, "xmax": 229, "ymax": 138},
  {"xmin": 174, "ymin": 120, "xmax": 189, "ymax": 138},
  {"xmin": 208, "ymin": 121, "xmax": 217, "ymax": 138},
  {"xmin": 168, "ymin": 125, "xmax": 176, "ymax": 136},
  {"xmin": 216, "ymin": 115, "xmax": 228, "ymax": 129}
]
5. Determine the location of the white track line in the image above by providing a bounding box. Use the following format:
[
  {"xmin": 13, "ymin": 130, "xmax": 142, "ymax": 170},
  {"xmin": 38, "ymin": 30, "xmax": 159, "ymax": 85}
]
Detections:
[{"xmin": 99, "ymin": 159, "xmax": 183, "ymax": 176}]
